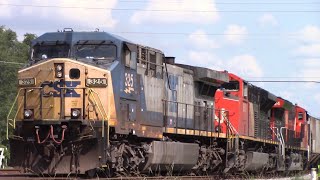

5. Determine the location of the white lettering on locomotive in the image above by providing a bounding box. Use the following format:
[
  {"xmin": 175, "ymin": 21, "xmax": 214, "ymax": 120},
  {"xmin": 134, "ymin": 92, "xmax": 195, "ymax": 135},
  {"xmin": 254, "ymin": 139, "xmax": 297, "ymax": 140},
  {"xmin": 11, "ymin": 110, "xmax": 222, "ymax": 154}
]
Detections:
[{"xmin": 124, "ymin": 72, "xmax": 134, "ymax": 94}]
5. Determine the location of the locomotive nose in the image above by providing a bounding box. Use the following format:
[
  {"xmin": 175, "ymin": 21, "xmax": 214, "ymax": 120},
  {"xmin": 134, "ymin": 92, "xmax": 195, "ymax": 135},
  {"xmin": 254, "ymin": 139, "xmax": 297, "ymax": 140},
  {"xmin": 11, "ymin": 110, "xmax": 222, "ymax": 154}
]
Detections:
[{"xmin": 16, "ymin": 58, "xmax": 110, "ymax": 122}]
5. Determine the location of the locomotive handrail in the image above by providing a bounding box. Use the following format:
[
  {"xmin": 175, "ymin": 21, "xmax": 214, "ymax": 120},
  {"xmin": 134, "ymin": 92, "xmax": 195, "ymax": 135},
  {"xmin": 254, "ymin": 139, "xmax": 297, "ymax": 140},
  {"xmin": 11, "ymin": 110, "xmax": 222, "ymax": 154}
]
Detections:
[
  {"xmin": 13, "ymin": 101, "xmax": 24, "ymax": 127},
  {"xmin": 138, "ymin": 58, "xmax": 165, "ymax": 67},
  {"xmin": 162, "ymin": 99, "xmax": 230, "ymax": 111},
  {"xmin": 88, "ymin": 88, "xmax": 109, "ymax": 164},
  {"xmin": 162, "ymin": 99, "xmax": 231, "ymax": 137},
  {"xmin": 280, "ymin": 127, "xmax": 287, "ymax": 157},
  {"xmin": 6, "ymin": 89, "xmax": 23, "ymax": 140},
  {"xmin": 222, "ymin": 113, "xmax": 239, "ymax": 137},
  {"xmin": 270, "ymin": 127, "xmax": 281, "ymax": 142},
  {"xmin": 88, "ymin": 88, "xmax": 109, "ymax": 146}
]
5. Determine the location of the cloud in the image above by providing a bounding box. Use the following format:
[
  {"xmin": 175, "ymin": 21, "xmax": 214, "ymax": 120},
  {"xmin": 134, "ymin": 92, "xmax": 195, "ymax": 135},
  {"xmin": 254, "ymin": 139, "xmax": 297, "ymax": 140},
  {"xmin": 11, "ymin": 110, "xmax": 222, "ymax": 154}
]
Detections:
[
  {"xmin": 299, "ymin": 58, "xmax": 320, "ymax": 79},
  {"xmin": 227, "ymin": 54, "xmax": 263, "ymax": 77},
  {"xmin": 187, "ymin": 51, "xmax": 223, "ymax": 70},
  {"xmin": 299, "ymin": 25, "xmax": 320, "ymax": 43},
  {"xmin": 314, "ymin": 93, "xmax": 320, "ymax": 104},
  {"xmin": 130, "ymin": 0, "xmax": 219, "ymax": 24},
  {"xmin": 57, "ymin": 0, "xmax": 117, "ymax": 28},
  {"xmin": 0, "ymin": 0, "xmax": 118, "ymax": 29},
  {"xmin": 278, "ymin": 91, "xmax": 293, "ymax": 100},
  {"xmin": 188, "ymin": 30, "xmax": 220, "ymax": 50},
  {"xmin": 224, "ymin": 24, "xmax": 248, "ymax": 45},
  {"xmin": 0, "ymin": 0, "xmax": 12, "ymax": 18},
  {"xmin": 297, "ymin": 44, "xmax": 320, "ymax": 57},
  {"xmin": 186, "ymin": 50, "xmax": 262, "ymax": 80},
  {"xmin": 294, "ymin": 26, "xmax": 320, "ymax": 86},
  {"xmin": 186, "ymin": 30, "xmax": 261, "ymax": 78},
  {"xmin": 297, "ymin": 58, "xmax": 320, "ymax": 88},
  {"xmin": 258, "ymin": 13, "xmax": 278, "ymax": 27}
]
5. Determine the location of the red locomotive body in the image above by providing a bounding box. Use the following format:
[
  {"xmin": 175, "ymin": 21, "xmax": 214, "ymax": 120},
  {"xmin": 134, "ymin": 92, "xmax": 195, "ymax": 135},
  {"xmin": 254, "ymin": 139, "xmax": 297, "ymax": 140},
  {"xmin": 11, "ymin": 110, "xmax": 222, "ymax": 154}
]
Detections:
[
  {"xmin": 215, "ymin": 73, "xmax": 277, "ymax": 140},
  {"xmin": 214, "ymin": 73, "xmax": 249, "ymax": 136},
  {"xmin": 270, "ymin": 98, "xmax": 308, "ymax": 148}
]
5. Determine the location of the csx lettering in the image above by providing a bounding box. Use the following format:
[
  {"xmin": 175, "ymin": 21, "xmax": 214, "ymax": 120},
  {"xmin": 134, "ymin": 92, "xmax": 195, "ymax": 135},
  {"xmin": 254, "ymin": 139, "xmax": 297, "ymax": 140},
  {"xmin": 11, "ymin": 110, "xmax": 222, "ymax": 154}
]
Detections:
[{"xmin": 41, "ymin": 81, "xmax": 81, "ymax": 97}]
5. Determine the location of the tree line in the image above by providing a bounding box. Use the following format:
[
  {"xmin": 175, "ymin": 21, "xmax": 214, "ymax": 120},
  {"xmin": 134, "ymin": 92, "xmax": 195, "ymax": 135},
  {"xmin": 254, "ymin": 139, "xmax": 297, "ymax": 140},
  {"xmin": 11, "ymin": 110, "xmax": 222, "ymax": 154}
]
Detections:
[{"xmin": 0, "ymin": 26, "xmax": 37, "ymax": 160}]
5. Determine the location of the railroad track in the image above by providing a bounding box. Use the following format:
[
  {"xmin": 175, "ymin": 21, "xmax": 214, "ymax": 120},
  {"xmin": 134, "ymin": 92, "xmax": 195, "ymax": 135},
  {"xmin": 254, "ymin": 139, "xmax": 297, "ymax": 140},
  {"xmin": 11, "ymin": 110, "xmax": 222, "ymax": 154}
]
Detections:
[
  {"xmin": 0, "ymin": 169, "xmax": 310, "ymax": 180},
  {"xmin": 0, "ymin": 170, "xmax": 222, "ymax": 180},
  {"xmin": 0, "ymin": 175, "xmax": 216, "ymax": 180},
  {"xmin": 0, "ymin": 168, "xmax": 21, "ymax": 175}
]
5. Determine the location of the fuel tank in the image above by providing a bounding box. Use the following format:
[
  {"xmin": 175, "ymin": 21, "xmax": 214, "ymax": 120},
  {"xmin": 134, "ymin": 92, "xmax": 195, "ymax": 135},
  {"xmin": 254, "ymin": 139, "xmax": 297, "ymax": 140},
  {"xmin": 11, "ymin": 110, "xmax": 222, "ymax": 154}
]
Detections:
[{"xmin": 142, "ymin": 141, "xmax": 199, "ymax": 172}]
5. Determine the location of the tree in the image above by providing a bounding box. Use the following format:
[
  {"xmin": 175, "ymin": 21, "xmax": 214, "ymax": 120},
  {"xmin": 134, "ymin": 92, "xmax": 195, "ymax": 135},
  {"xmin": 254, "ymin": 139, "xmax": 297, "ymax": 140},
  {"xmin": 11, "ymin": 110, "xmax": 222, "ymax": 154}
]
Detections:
[
  {"xmin": 0, "ymin": 26, "xmax": 36, "ymax": 147},
  {"xmin": 23, "ymin": 33, "xmax": 37, "ymax": 46}
]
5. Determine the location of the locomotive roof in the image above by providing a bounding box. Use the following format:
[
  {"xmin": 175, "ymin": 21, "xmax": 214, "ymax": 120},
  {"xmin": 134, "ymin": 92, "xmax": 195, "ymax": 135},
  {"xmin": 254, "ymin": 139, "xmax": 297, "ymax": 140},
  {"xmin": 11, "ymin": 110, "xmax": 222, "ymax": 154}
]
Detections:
[
  {"xmin": 31, "ymin": 30, "xmax": 164, "ymax": 54},
  {"xmin": 32, "ymin": 31, "xmax": 131, "ymax": 46}
]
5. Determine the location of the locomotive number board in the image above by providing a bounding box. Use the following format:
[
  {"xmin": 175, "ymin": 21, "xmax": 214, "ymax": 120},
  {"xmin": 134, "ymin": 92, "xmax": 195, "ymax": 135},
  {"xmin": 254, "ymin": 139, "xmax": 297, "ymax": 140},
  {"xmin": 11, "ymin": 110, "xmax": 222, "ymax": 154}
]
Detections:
[
  {"xmin": 18, "ymin": 78, "xmax": 36, "ymax": 86},
  {"xmin": 86, "ymin": 78, "xmax": 107, "ymax": 87}
]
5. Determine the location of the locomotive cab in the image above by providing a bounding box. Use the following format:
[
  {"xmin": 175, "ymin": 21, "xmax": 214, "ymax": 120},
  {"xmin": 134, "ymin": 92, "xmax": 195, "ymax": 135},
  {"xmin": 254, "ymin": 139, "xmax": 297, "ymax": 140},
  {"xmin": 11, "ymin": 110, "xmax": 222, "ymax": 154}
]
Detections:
[
  {"xmin": 270, "ymin": 98, "xmax": 308, "ymax": 147},
  {"xmin": 214, "ymin": 73, "xmax": 244, "ymax": 135},
  {"xmin": 215, "ymin": 73, "xmax": 277, "ymax": 139}
]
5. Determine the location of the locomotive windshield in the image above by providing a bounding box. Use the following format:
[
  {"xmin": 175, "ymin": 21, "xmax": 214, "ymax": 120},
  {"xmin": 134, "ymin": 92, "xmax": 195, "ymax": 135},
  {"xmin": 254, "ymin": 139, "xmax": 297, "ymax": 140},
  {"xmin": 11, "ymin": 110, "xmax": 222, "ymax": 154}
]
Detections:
[
  {"xmin": 272, "ymin": 108, "xmax": 285, "ymax": 121},
  {"xmin": 75, "ymin": 44, "xmax": 117, "ymax": 60},
  {"xmin": 221, "ymin": 81, "xmax": 239, "ymax": 91},
  {"xmin": 32, "ymin": 43, "xmax": 70, "ymax": 60}
]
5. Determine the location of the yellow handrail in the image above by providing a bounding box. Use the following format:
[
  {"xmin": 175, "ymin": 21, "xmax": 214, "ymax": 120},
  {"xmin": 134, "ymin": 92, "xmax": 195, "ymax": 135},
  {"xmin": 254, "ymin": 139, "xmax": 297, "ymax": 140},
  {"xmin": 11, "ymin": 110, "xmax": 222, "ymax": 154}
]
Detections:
[
  {"xmin": 88, "ymin": 88, "xmax": 109, "ymax": 146},
  {"xmin": 6, "ymin": 89, "xmax": 22, "ymax": 140},
  {"xmin": 12, "ymin": 101, "xmax": 24, "ymax": 129}
]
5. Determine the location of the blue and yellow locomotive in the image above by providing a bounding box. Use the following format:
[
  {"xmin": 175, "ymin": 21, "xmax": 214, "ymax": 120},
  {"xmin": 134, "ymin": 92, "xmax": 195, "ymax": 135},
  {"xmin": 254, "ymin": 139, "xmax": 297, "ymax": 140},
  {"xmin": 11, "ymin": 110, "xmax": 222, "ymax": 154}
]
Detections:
[{"xmin": 8, "ymin": 29, "xmax": 229, "ymax": 176}]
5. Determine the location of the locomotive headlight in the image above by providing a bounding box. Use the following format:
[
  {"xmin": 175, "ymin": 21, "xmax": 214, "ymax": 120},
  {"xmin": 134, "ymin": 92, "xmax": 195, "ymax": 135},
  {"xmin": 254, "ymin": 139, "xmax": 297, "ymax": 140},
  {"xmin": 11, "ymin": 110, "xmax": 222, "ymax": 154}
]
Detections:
[
  {"xmin": 24, "ymin": 109, "xmax": 33, "ymax": 119},
  {"xmin": 56, "ymin": 71, "xmax": 63, "ymax": 78},
  {"xmin": 54, "ymin": 63, "xmax": 64, "ymax": 78},
  {"xmin": 71, "ymin": 108, "xmax": 81, "ymax": 119},
  {"xmin": 72, "ymin": 110, "xmax": 79, "ymax": 117},
  {"xmin": 56, "ymin": 64, "xmax": 63, "ymax": 71}
]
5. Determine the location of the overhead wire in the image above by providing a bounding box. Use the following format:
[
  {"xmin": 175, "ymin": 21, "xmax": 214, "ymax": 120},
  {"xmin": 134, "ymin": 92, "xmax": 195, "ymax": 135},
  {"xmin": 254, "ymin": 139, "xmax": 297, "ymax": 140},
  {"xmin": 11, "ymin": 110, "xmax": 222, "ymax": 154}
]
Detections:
[
  {"xmin": 246, "ymin": 76, "xmax": 320, "ymax": 79},
  {"xmin": 0, "ymin": 3, "xmax": 319, "ymax": 13},
  {"xmin": 118, "ymin": 0, "xmax": 320, "ymax": 5},
  {"xmin": 248, "ymin": 80, "xmax": 320, "ymax": 83},
  {"xmin": 113, "ymin": 32, "xmax": 303, "ymax": 37}
]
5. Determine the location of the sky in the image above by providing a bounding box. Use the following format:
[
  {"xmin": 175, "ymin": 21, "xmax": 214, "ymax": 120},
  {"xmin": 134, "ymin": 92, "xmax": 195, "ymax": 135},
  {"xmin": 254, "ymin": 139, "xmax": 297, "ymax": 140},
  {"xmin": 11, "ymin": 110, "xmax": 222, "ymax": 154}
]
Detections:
[{"xmin": 1, "ymin": 0, "xmax": 320, "ymax": 117}]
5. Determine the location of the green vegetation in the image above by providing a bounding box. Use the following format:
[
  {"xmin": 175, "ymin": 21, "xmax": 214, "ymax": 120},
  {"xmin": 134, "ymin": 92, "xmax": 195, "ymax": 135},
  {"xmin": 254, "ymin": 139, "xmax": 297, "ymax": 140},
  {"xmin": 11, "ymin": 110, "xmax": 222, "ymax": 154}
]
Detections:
[{"xmin": 0, "ymin": 26, "xmax": 36, "ymax": 158}]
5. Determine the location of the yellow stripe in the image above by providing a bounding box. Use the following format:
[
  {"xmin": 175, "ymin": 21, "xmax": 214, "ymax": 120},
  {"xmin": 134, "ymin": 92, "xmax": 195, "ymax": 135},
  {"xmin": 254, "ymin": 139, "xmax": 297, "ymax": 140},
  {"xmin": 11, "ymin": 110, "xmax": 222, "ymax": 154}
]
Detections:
[
  {"xmin": 186, "ymin": 129, "xmax": 194, "ymax": 135},
  {"xmin": 164, "ymin": 128, "xmax": 228, "ymax": 138},
  {"xmin": 177, "ymin": 129, "xmax": 185, "ymax": 134},
  {"xmin": 163, "ymin": 128, "xmax": 307, "ymax": 151},
  {"xmin": 166, "ymin": 128, "xmax": 175, "ymax": 133}
]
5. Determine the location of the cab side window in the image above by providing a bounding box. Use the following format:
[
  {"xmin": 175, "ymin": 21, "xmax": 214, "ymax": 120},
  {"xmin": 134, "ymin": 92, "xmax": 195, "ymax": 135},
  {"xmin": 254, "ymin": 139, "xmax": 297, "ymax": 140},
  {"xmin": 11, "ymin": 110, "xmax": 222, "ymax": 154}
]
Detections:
[
  {"xmin": 298, "ymin": 112, "xmax": 304, "ymax": 120},
  {"xmin": 243, "ymin": 82, "xmax": 248, "ymax": 98},
  {"xmin": 124, "ymin": 44, "xmax": 137, "ymax": 70}
]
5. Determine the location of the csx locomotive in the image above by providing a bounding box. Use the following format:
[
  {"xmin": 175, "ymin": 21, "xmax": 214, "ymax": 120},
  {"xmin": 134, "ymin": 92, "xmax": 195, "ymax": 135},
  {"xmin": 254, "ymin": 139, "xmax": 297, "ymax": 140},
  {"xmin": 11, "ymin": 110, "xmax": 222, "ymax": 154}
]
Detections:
[{"xmin": 6, "ymin": 29, "xmax": 320, "ymax": 176}]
